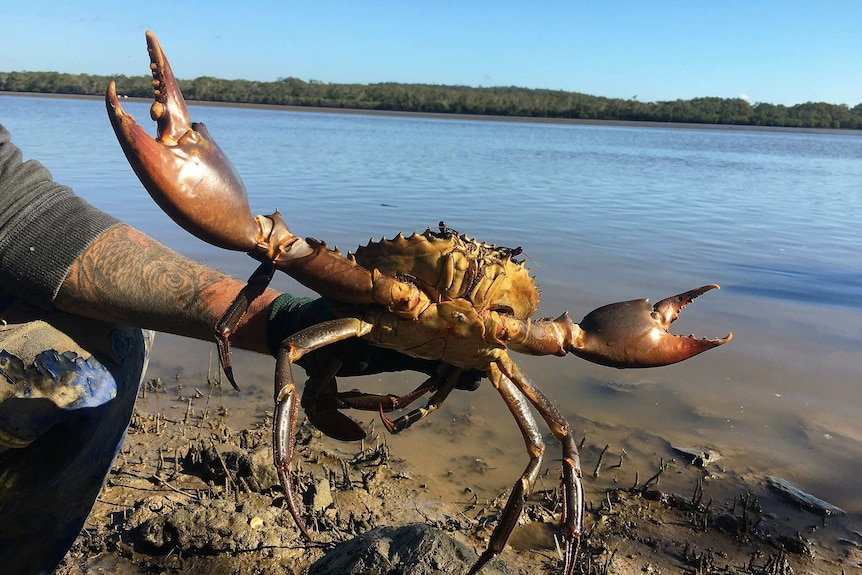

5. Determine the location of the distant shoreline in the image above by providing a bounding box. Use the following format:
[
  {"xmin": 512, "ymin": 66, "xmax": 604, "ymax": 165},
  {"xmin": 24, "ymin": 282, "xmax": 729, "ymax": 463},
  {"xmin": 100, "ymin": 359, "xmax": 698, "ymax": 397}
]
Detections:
[{"xmin": 3, "ymin": 91, "xmax": 859, "ymax": 136}]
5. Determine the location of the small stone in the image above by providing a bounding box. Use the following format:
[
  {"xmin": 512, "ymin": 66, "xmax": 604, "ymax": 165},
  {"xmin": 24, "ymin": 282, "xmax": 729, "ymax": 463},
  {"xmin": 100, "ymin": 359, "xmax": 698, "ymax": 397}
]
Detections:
[{"xmin": 671, "ymin": 445, "xmax": 722, "ymax": 468}]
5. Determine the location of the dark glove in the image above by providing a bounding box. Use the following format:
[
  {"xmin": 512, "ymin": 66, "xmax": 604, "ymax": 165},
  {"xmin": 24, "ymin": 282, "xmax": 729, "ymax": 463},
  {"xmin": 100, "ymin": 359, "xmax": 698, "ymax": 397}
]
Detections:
[{"xmin": 266, "ymin": 293, "xmax": 482, "ymax": 391}]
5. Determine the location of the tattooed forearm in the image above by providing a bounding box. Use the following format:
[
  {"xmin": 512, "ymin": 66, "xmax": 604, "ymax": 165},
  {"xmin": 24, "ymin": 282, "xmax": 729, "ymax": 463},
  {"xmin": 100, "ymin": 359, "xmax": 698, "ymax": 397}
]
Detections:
[{"xmin": 56, "ymin": 224, "xmax": 276, "ymax": 352}]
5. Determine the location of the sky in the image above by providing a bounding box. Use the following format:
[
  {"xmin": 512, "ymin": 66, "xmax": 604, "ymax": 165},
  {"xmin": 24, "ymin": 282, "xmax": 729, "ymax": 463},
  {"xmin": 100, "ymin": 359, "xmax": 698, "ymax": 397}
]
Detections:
[{"xmin": 1, "ymin": 1, "xmax": 860, "ymax": 107}]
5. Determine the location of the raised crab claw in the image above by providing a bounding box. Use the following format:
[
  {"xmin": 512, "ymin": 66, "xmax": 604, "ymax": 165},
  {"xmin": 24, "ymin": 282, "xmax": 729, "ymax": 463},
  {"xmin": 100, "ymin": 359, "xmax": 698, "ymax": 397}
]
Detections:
[{"xmin": 106, "ymin": 31, "xmax": 731, "ymax": 575}]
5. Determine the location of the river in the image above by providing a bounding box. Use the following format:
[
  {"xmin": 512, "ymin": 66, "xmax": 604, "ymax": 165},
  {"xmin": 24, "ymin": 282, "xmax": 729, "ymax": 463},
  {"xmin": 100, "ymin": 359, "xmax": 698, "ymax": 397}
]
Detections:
[{"xmin": 2, "ymin": 94, "xmax": 861, "ymax": 517}]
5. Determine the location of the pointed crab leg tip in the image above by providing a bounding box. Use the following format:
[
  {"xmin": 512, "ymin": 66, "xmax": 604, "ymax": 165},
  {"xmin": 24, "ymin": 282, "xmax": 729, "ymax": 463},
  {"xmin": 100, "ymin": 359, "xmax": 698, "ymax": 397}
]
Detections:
[{"xmin": 223, "ymin": 368, "xmax": 241, "ymax": 392}]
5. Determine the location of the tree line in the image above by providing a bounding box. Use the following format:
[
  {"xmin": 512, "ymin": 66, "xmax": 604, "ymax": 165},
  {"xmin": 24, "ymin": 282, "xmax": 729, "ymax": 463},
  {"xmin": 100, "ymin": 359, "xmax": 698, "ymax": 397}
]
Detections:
[{"xmin": 2, "ymin": 70, "xmax": 861, "ymax": 130}]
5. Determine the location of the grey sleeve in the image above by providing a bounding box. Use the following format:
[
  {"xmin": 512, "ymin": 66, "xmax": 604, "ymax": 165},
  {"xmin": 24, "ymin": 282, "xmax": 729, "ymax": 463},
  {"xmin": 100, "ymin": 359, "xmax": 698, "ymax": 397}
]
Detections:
[{"xmin": 0, "ymin": 124, "xmax": 121, "ymax": 307}]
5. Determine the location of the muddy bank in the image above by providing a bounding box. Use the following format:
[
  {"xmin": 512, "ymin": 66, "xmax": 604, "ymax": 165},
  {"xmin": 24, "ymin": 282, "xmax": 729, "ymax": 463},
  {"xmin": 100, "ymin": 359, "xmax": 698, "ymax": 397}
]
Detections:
[{"xmin": 57, "ymin": 378, "xmax": 861, "ymax": 575}]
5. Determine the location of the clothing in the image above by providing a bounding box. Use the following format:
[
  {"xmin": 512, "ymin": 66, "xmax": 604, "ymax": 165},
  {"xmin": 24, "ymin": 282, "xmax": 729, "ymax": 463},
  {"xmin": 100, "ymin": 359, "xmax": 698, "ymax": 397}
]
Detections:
[
  {"xmin": 0, "ymin": 299, "xmax": 152, "ymax": 574},
  {"xmin": 0, "ymin": 124, "xmax": 120, "ymax": 306}
]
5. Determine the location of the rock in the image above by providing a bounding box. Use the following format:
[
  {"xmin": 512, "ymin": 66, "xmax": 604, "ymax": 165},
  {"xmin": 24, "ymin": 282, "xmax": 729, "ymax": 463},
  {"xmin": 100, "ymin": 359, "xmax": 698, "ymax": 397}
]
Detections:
[
  {"xmin": 766, "ymin": 475, "xmax": 845, "ymax": 517},
  {"xmin": 671, "ymin": 445, "xmax": 722, "ymax": 468},
  {"xmin": 308, "ymin": 523, "xmax": 522, "ymax": 575}
]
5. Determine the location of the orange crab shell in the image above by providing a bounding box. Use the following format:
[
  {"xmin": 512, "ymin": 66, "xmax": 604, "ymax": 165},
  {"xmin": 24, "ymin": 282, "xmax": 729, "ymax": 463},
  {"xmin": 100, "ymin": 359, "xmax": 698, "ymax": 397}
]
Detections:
[{"xmin": 350, "ymin": 228, "xmax": 540, "ymax": 321}]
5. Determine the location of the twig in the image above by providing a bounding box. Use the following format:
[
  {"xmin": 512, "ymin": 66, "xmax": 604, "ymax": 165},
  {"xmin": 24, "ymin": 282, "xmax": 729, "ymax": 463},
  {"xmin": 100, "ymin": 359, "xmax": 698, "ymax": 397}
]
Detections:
[
  {"xmin": 183, "ymin": 398, "xmax": 193, "ymax": 424},
  {"xmin": 151, "ymin": 475, "xmax": 199, "ymax": 500},
  {"xmin": 212, "ymin": 441, "xmax": 238, "ymax": 494},
  {"xmin": 633, "ymin": 458, "xmax": 665, "ymax": 492},
  {"xmin": 593, "ymin": 443, "xmax": 610, "ymax": 478}
]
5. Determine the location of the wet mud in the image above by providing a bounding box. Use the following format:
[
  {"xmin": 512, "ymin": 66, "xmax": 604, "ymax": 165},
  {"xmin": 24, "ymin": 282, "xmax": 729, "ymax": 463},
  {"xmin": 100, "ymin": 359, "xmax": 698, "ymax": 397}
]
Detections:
[{"xmin": 56, "ymin": 377, "xmax": 862, "ymax": 575}]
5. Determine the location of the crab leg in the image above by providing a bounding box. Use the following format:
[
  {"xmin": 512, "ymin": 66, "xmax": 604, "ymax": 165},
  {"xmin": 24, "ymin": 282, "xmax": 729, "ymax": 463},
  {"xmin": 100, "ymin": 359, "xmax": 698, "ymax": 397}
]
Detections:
[
  {"xmin": 301, "ymin": 369, "xmax": 441, "ymax": 440},
  {"xmin": 377, "ymin": 366, "xmax": 463, "ymax": 434},
  {"xmin": 300, "ymin": 364, "xmax": 466, "ymax": 436},
  {"xmin": 215, "ymin": 262, "xmax": 276, "ymax": 390},
  {"xmin": 494, "ymin": 354, "xmax": 582, "ymax": 575},
  {"xmin": 272, "ymin": 318, "xmax": 374, "ymax": 540},
  {"xmin": 468, "ymin": 363, "xmax": 547, "ymax": 575},
  {"xmin": 310, "ymin": 372, "xmax": 439, "ymax": 414},
  {"xmin": 496, "ymin": 354, "xmax": 583, "ymax": 575}
]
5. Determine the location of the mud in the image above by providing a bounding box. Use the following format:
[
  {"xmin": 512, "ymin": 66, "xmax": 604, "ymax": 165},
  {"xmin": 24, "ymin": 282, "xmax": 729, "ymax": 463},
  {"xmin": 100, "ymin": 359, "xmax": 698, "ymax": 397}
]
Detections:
[{"xmin": 56, "ymin": 377, "xmax": 862, "ymax": 575}]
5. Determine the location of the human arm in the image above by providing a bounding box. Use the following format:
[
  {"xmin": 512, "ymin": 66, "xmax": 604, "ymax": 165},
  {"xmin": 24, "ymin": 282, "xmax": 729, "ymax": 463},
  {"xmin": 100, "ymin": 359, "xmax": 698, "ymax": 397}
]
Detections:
[
  {"xmin": 55, "ymin": 223, "xmax": 278, "ymax": 354},
  {"xmin": 0, "ymin": 123, "xmax": 275, "ymax": 353}
]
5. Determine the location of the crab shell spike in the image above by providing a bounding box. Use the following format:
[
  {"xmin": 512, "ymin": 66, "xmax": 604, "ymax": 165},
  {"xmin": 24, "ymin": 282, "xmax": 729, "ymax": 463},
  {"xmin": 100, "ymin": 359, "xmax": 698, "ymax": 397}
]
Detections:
[
  {"xmin": 571, "ymin": 284, "xmax": 732, "ymax": 368},
  {"xmin": 106, "ymin": 30, "xmax": 258, "ymax": 252}
]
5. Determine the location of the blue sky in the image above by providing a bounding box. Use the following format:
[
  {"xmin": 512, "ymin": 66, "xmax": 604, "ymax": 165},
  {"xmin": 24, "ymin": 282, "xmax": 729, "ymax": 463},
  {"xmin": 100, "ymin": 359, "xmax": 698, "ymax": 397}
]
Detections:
[{"xmin": 2, "ymin": 1, "xmax": 859, "ymax": 106}]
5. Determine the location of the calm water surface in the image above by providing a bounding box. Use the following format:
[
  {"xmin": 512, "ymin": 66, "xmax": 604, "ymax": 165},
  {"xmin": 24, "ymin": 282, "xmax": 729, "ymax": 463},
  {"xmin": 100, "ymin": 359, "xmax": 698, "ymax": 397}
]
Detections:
[{"xmin": 3, "ymin": 95, "xmax": 861, "ymax": 515}]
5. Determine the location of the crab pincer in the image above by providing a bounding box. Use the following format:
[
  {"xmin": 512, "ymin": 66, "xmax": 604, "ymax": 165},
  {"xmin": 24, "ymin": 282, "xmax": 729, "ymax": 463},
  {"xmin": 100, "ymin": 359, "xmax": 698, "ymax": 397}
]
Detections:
[
  {"xmin": 106, "ymin": 33, "xmax": 258, "ymax": 252},
  {"xmin": 571, "ymin": 284, "xmax": 733, "ymax": 368}
]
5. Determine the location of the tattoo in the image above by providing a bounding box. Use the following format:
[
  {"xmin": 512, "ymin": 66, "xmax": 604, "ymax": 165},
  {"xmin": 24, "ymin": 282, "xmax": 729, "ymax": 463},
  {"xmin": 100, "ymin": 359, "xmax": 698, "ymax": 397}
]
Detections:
[{"xmin": 57, "ymin": 224, "xmax": 233, "ymax": 337}]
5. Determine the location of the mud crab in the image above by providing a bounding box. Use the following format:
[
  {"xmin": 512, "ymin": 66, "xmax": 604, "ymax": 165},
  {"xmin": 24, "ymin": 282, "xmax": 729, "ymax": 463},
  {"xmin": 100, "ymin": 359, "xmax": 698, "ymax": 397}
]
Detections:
[{"xmin": 105, "ymin": 31, "xmax": 731, "ymax": 575}]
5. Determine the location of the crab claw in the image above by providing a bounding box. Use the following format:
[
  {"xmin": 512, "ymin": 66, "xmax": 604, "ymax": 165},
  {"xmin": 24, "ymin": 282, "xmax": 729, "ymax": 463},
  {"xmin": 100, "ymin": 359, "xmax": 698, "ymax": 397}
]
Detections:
[
  {"xmin": 106, "ymin": 31, "xmax": 257, "ymax": 252},
  {"xmin": 571, "ymin": 284, "xmax": 732, "ymax": 368}
]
